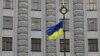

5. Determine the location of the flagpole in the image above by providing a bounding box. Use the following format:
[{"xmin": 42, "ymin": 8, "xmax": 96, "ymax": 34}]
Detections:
[
  {"xmin": 60, "ymin": 4, "xmax": 68, "ymax": 56},
  {"xmin": 63, "ymin": 12, "xmax": 66, "ymax": 56}
]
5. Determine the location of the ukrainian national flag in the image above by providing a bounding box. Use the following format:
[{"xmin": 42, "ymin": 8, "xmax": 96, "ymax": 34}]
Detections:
[{"xmin": 46, "ymin": 21, "xmax": 64, "ymax": 40}]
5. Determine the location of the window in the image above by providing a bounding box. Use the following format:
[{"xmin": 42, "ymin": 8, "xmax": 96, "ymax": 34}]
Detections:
[
  {"xmin": 2, "ymin": 37, "xmax": 12, "ymax": 51},
  {"xmin": 3, "ymin": 0, "xmax": 13, "ymax": 9},
  {"xmin": 61, "ymin": 19, "xmax": 69, "ymax": 31},
  {"xmin": 3, "ymin": 16, "xmax": 13, "ymax": 30},
  {"xmin": 88, "ymin": 39, "xmax": 98, "ymax": 52},
  {"xmin": 88, "ymin": 18, "xmax": 97, "ymax": 31},
  {"xmin": 87, "ymin": 0, "xmax": 97, "ymax": 11},
  {"xmin": 31, "ymin": 0, "xmax": 41, "ymax": 11},
  {"xmin": 60, "ymin": 39, "xmax": 70, "ymax": 52},
  {"xmin": 31, "ymin": 38, "xmax": 41, "ymax": 51},
  {"xmin": 65, "ymin": 19, "xmax": 69, "ymax": 31},
  {"xmin": 31, "ymin": 18, "xmax": 41, "ymax": 31},
  {"xmin": 59, "ymin": 0, "xmax": 69, "ymax": 10}
]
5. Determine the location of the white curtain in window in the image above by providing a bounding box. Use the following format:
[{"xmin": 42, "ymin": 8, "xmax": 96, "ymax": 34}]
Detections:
[
  {"xmin": 3, "ymin": 16, "xmax": 13, "ymax": 29},
  {"xmin": 31, "ymin": 18, "xmax": 41, "ymax": 30},
  {"xmin": 31, "ymin": 0, "xmax": 41, "ymax": 10},
  {"xmin": 88, "ymin": 18, "xmax": 97, "ymax": 31}
]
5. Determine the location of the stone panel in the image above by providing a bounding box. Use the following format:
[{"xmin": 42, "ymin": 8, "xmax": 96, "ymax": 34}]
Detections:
[
  {"xmin": 17, "ymin": 53, "xmax": 28, "ymax": 56},
  {"xmin": 73, "ymin": 0, "xmax": 83, "ymax": 4},
  {"xmin": 46, "ymin": 0, "xmax": 56, "ymax": 4},
  {"xmin": 74, "ymin": 28, "xmax": 83, "ymax": 34},
  {"xmin": 18, "ymin": 14, "xmax": 28, "ymax": 19},
  {"xmin": 18, "ymin": 27, "xmax": 28, "ymax": 33},
  {"xmin": 47, "ymin": 16, "xmax": 56, "ymax": 21},
  {"xmin": 46, "ymin": 53, "xmax": 56, "ymax": 56},
  {"xmin": 17, "ymin": 40, "xmax": 28, "ymax": 46},
  {"xmin": 74, "ymin": 22, "xmax": 83, "ymax": 28},
  {"xmin": 18, "ymin": 2, "xmax": 28, "ymax": 8},
  {"xmin": 73, "ymin": 4, "xmax": 83, "ymax": 10},
  {"xmin": 74, "ymin": 16, "xmax": 83, "ymax": 22},
  {"xmin": 74, "ymin": 41, "xmax": 84, "ymax": 47},
  {"xmin": 18, "ymin": 33, "xmax": 28, "ymax": 40},
  {"xmin": 75, "ymin": 53, "xmax": 84, "ymax": 56},
  {"xmin": 18, "ymin": 0, "xmax": 28, "ymax": 2},
  {"xmin": 18, "ymin": 21, "xmax": 28, "ymax": 27},
  {"xmin": 46, "ymin": 4, "xmax": 56, "ymax": 10},
  {"xmin": 46, "ymin": 47, "xmax": 56, "ymax": 53},
  {"xmin": 17, "ymin": 46, "xmax": 28, "ymax": 52},
  {"xmin": 18, "ymin": 16, "xmax": 28, "ymax": 21},
  {"xmin": 75, "ymin": 47, "xmax": 84, "ymax": 53},
  {"xmin": 46, "ymin": 22, "xmax": 56, "ymax": 28},
  {"xmin": 73, "ymin": 10, "xmax": 84, "ymax": 16},
  {"xmin": 74, "ymin": 35, "xmax": 84, "ymax": 41},
  {"xmin": 46, "ymin": 9, "xmax": 56, "ymax": 16},
  {"xmin": 46, "ymin": 41, "xmax": 56, "ymax": 47},
  {"xmin": 18, "ymin": 8, "xmax": 28, "ymax": 14}
]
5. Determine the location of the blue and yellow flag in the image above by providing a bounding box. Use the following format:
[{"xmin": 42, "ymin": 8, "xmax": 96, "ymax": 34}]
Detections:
[{"xmin": 46, "ymin": 21, "xmax": 64, "ymax": 40}]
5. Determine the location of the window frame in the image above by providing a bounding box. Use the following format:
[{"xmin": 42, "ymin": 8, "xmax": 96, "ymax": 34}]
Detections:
[
  {"xmin": 87, "ymin": 0, "xmax": 97, "ymax": 11},
  {"xmin": 88, "ymin": 39, "xmax": 98, "ymax": 52},
  {"xmin": 31, "ymin": 0, "xmax": 41, "ymax": 11},
  {"xmin": 3, "ymin": 0, "xmax": 13, "ymax": 9},
  {"xmin": 59, "ymin": 0, "xmax": 69, "ymax": 10},
  {"xmin": 31, "ymin": 38, "xmax": 41, "ymax": 52},
  {"xmin": 60, "ymin": 39, "xmax": 70, "ymax": 52},
  {"xmin": 31, "ymin": 18, "xmax": 41, "ymax": 31},
  {"xmin": 60, "ymin": 19, "xmax": 69, "ymax": 31},
  {"xmin": 87, "ymin": 18, "xmax": 98, "ymax": 31},
  {"xmin": 2, "ymin": 37, "xmax": 13, "ymax": 51},
  {"xmin": 3, "ymin": 16, "xmax": 13, "ymax": 30}
]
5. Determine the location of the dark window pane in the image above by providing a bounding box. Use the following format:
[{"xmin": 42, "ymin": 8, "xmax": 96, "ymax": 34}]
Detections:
[
  {"xmin": 60, "ymin": 39, "xmax": 70, "ymax": 52},
  {"xmin": 88, "ymin": 39, "xmax": 98, "ymax": 52},
  {"xmin": 31, "ymin": 38, "xmax": 41, "ymax": 52},
  {"xmin": 2, "ymin": 37, "xmax": 12, "ymax": 51}
]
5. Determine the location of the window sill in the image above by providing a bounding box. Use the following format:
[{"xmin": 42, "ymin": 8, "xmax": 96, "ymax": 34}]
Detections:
[
  {"xmin": 60, "ymin": 51, "xmax": 70, "ymax": 52},
  {"xmin": 2, "ymin": 50, "xmax": 13, "ymax": 51},
  {"xmin": 3, "ymin": 8, "xmax": 13, "ymax": 10},
  {"xmin": 31, "ymin": 9, "xmax": 41, "ymax": 11},
  {"xmin": 87, "ymin": 10, "xmax": 97, "ymax": 11},
  {"xmin": 31, "ymin": 50, "xmax": 41, "ymax": 52},
  {"xmin": 88, "ymin": 30, "xmax": 98, "ymax": 31},
  {"xmin": 88, "ymin": 51, "xmax": 98, "ymax": 52},
  {"xmin": 31, "ymin": 29, "xmax": 41, "ymax": 31},
  {"xmin": 3, "ymin": 28, "xmax": 13, "ymax": 30}
]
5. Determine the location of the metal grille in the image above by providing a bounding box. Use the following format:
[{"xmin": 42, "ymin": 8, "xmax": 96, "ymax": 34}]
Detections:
[
  {"xmin": 31, "ymin": 0, "xmax": 41, "ymax": 11},
  {"xmin": 88, "ymin": 39, "xmax": 98, "ymax": 52},
  {"xmin": 87, "ymin": 0, "xmax": 97, "ymax": 11},
  {"xmin": 60, "ymin": 39, "xmax": 70, "ymax": 52},
  {"xmin": 88, "ymin": 18, "xmax": 97, "ymax": 31},
  {"xmin": 2, "ymin": 37, "xmax": 12, "ymax": 51},
  {"xmin": 31, "ymin": 38, "xmax": 41, "ymax": 51}
]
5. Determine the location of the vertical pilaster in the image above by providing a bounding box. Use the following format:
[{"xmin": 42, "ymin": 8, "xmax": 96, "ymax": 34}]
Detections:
[
  {"xmin": 0, "ymin": 0, "xmax": 3, "ymax": 56},
  {"xmin": 45, "ymin": 0, "xmax": 57, "ymax": 56},
  {"xmin": 17, "ymin": 0, "xmax": 28, "ymax": 56},
  {"xmin": 73, "ymin": 0, "xmax": 85, "ymax": 56}
]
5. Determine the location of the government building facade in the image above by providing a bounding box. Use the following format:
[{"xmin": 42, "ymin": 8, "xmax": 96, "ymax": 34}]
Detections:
[{"xmin": 0, "ymin": 0, "xmax": 100, "ymax": 56}]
